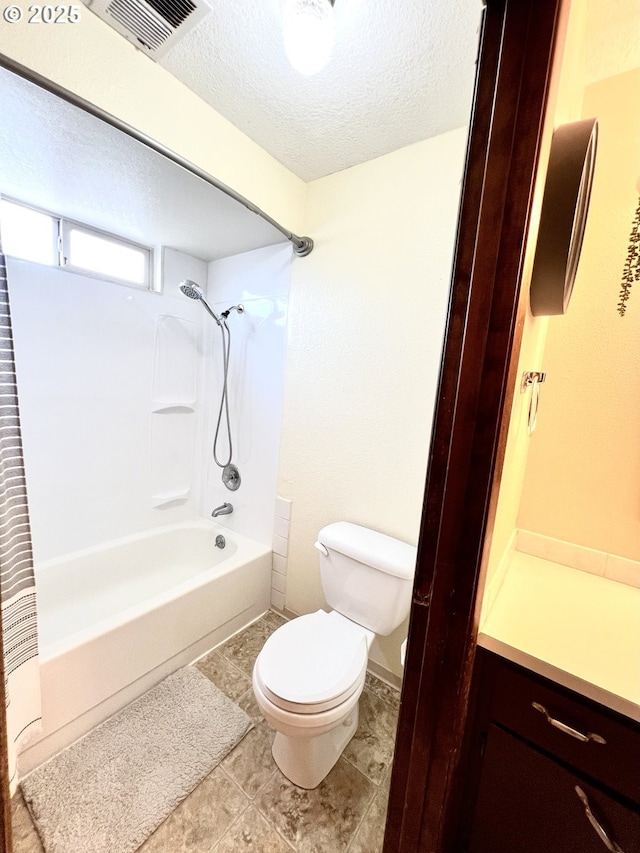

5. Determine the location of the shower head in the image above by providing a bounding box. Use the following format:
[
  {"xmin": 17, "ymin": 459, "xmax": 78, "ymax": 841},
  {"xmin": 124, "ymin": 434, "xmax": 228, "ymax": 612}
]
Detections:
[
  {"xmin": 178, "ymin": 280, "xmax": 221, "ymax": 325},
  {"xmin": 179, "ymin": 280, "xmax": 204, "ymax": 300}
]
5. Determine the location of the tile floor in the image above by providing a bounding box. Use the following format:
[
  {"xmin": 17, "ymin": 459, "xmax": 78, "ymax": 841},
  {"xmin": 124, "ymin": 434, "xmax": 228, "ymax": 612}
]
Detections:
[{"xmin": 12, "ymin": 610, "xmax": 400, "ymax": 852}]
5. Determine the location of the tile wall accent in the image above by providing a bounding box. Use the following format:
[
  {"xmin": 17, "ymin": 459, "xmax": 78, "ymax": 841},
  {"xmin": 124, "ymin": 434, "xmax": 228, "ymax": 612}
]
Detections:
[
  {"xmin": 516, "ymin": 530, "xmax": 640, "ymax": 589},
  {"xmin": 271, "ymin": 497, "xmax": 292, "ymax": 610}
]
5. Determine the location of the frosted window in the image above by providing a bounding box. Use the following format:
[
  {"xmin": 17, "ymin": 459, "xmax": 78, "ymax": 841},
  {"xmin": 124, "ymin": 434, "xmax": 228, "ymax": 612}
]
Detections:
[
  {"xmin": 0, "ymin": 199, "xmax": 153, "ymax": 290},
  {"xmin": 66, "ymin": 227, "xmax": 148, "ymax": 286},
  {"xmin": 0, "ymin": 199, "xmax": 57, "ymax": 265}
]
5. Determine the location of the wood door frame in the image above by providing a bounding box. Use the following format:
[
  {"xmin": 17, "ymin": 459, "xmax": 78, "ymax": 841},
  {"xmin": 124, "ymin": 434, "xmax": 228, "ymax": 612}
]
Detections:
[
  {"xmin": 383, "ymin": 0, "xmax": 568, "ymax": 850},
  {"xmin": 0, "ymin": 2, "xmax": 569, "ymax": 851}
]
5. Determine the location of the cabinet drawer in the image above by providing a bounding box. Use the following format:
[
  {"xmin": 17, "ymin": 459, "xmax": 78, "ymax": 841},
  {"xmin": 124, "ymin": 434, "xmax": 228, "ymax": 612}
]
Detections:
[
  {"xmin": 489, "ymin": 660, "xmax": 640, "ymax": 804},
  {"xmin": 470, "ymin": 725, "xmax": 640, "ymax": 853}
]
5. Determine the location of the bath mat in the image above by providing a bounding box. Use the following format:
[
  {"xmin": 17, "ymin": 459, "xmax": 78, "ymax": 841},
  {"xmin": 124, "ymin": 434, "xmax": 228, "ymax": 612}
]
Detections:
[{"xmin": 21, "ymin": 666, "xmax": 253, "ymax": 853}]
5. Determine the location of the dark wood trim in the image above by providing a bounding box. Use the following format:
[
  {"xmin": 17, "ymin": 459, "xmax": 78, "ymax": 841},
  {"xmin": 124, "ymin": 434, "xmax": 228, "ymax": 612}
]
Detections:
[
  {"xmin": 450, "ymin": 647, "xmax": 497, "ymax": 850},
  {"xmin": 383, "ymin": 0, "xmax": 567, "ymax": 850}
]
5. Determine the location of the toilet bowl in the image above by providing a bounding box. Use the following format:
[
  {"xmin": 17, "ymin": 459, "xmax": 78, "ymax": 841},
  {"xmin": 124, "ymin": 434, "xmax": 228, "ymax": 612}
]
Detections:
[
  {"xmin": 253, "ymin": 521, "xmax": 417, "ymax": 789},
  {"xmin": 253, "ymin": 610, "xmax": 373, "ymax": 788}
]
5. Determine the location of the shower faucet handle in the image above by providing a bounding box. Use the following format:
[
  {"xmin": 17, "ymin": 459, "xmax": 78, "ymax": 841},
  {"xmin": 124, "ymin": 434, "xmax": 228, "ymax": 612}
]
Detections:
[{"xmin": 222, "ymin": 463, "xmax": 241, "ymax": 491}]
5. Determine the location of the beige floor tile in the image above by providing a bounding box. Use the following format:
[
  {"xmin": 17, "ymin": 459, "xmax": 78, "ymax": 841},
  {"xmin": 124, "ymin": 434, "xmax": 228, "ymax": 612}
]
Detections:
[
  {"xmin": 364, "ymin": 673, "xmax": 401, "ymax": 713},
  {"xmin": 138, "ymin": 766, "xmax": 248, "ymax": 853},
  {"xmin": 342, "ymin": 690, "xmax": 399, "ymax": 784},
  {"xmin": 347, "ymin": 784, "xmax": 391, "ymax": 853},
  {"xmin": 11, "ymin": 792, "xmax": 43, "ymax": 853},
  {"xmin": 219, "ymin": 619, "xmax": 274, "ymax": 677},
  {"xmin": 262, "ymin": 610, "xmax": 288, "ymax": 630},
  {"xmin": 237, "ymin": 687, "xmax": 266, "ymax": 724},
  {"xmin": 215, "ymin": 805, "xmax": 293, "ymax": 852},
  {"xmin": 255, "ymin": 758, "xmax": 376, "ymax": 853},
  {"xmin": 380, "ymin": 764, "xmax": 393, "ymax": 795},
  {"xmin": 195, "ymin": 650, "xmax": 251, "ymax": 701},
  {"xmin": 222, "ymin": 721, "xmax": 277, "ymax": 798}
]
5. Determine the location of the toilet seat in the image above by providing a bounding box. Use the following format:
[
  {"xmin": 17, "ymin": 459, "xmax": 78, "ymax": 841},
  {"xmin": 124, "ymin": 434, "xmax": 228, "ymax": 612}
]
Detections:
[{"xmin": 255, "ymin": 610, "xmax": 369, "ymax": 714}]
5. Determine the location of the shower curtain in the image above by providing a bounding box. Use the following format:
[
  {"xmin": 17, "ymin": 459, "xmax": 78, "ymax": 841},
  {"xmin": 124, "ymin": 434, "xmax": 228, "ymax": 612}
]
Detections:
[{"xmin": 0, "ymin": 238, "xmax": 41, "ymax": 794}]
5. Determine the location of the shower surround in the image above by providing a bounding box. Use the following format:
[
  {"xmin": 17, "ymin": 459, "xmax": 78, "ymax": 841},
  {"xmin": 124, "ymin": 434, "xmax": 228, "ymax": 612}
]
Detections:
[{"xmin": 7, "ymin": 241, "xmax": 292, "ymax": 772}]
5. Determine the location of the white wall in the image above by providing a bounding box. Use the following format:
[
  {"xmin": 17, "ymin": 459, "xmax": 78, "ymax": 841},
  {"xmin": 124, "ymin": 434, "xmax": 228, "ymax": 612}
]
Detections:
[
  {"xmin": 278, "ymin": 129, "xmax": 468, "ymax": 678},
  {"xmin": 7, "ymin": 249, "xmax": 209, "ymax": 563},
  {"xmin": 204, "ymin": 245, "xmax": 293, "ymax": 546}
]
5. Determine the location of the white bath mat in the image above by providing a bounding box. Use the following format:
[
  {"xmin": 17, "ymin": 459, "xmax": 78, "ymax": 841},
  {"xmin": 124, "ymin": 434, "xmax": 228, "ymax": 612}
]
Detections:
[{"xmin": 21, "ymin": 666, "xmax": 253, "ymax": 853}]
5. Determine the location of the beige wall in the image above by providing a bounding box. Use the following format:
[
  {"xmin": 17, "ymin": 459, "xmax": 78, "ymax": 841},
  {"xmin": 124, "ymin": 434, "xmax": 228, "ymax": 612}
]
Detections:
[
  {"xmin": 279, "ymin": 129, "xmax": 468, "ymax": 677},
  {"xmin": 517, "ymin": 68, "xmax": 640, "ymax": 561},
  {"xmin": 0, "ymin": 11, "xmax": 306, "ymax": 231}
]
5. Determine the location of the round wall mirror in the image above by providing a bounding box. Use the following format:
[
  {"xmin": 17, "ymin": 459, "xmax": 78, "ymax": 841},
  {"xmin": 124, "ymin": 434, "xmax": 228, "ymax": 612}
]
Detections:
[{"xmin": 530, "ymin": 117, "xmax": 599, "ymax": 316}]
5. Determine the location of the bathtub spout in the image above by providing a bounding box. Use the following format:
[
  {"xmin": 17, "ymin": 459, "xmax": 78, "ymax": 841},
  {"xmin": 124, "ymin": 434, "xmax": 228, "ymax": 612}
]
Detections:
[{"xmin": 212, "ymin": 502, "xmax": 233, "ymax": 517}]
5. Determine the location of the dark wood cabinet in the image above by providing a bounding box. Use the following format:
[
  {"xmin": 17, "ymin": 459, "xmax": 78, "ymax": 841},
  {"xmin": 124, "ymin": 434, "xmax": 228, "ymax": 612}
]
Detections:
[{"xmin": 463, "ymin": 651, "xmax": 640, "ymax": 853}]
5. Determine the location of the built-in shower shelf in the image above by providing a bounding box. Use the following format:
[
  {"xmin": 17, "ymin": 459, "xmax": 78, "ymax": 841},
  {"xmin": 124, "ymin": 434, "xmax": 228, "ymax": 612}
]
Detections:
[
  {"xmin": 151, "ymin": 489, "xmax": 190, "ymax": 508},
  {"xmin": 151, "ymin": 401, "xmax": 196, "ymax": 414}
]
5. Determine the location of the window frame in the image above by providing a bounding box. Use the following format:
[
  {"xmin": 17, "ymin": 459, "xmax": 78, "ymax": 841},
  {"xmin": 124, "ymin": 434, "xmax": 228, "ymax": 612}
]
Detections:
[
  {"xmin": 59, "ymin": 218, "xmax": 154, "ymax": 290},
  {"xmin": 1, "ymin": 197, "xmax": 155, "ymax": 291}
]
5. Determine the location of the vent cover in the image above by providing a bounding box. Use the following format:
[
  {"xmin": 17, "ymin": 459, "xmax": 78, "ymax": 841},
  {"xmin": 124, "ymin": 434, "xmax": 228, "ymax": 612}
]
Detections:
[{"xmin": 85, "ymin": 0, "xmax": 210, "ymax": 58}]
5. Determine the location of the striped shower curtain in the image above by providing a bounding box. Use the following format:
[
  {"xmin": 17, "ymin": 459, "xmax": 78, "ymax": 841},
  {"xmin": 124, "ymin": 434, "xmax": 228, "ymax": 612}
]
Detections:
[{"xmin": 0, "ymin": 240, "xmax": 41, "ymax": 794}]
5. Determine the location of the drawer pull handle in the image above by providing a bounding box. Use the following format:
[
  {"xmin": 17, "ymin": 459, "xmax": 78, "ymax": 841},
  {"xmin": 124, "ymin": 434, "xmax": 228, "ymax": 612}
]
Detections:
[
  {"xmin": 531, "ymin": 702, "xmax": 606, "ymax": 744},
  {"xmin": 575, "ymin": 786, "xmax": 625, "ymax": 852}
]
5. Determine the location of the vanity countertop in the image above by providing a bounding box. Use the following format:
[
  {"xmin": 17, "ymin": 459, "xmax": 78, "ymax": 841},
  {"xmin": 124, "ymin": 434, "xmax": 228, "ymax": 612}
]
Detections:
[{"xmin": 478, "ymin": 552, "xmax": 640, "ymax": 722}]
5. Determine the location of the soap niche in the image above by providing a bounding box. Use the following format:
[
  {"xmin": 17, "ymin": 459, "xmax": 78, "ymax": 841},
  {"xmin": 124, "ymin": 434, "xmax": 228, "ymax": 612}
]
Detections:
[{"xmin": 151, "ymin": 315, "xmax": 198, "ymax": 507}]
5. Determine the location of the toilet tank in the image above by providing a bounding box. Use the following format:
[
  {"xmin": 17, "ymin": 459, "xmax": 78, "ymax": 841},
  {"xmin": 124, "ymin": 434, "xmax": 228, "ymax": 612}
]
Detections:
[{"xmin": 316, "ymin": 522, "xmax": 417, "ymax": 636}]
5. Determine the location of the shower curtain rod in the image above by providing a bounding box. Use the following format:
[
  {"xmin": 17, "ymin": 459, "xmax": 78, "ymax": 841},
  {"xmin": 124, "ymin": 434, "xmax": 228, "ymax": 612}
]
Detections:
[{"xmin": 0, "ymin": 54, "xmax": 314, "ymax": 257}]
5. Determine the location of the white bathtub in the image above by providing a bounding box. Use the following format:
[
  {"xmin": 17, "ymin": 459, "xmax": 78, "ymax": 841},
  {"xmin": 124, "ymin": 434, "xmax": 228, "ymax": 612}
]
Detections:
[{"xmin": 19, "ymin": 520, "xmax": 271, "ymax": 774}]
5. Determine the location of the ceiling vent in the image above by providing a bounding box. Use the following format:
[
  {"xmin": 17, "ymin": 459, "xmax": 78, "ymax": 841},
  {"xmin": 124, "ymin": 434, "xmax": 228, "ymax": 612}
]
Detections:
[{"xmin": 85, "ymin": 0, "xmax": 210, "ymax": 58}]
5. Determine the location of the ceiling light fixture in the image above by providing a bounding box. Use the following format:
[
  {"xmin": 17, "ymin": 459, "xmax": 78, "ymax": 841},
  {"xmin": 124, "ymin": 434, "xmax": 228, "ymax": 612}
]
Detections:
[{"xmin": 283, "ymin": 0, "xmax": 336, "ymax": 76}]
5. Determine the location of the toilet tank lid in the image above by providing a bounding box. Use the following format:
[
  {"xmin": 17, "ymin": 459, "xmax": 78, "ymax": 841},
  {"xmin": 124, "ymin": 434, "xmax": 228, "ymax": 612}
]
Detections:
[{"xmin": 317, "ymin": 522, "xmax": 417, "ymax": 580}]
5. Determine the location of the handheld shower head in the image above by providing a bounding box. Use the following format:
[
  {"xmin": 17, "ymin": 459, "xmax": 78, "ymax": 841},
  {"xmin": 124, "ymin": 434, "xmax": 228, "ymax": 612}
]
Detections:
[
  {"xmin": 179, "ymin": 280, "xmax": 204, "ymax": 300},
  {"xmin": 178, "ymin": 280, "xmax": 221, "ymax": 324}
]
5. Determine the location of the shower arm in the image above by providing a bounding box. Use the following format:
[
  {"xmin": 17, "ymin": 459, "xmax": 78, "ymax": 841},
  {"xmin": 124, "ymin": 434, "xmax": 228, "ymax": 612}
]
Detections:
[{"xmin": 220, "ymin": 305, "xmax": 244, "ymax": 320}]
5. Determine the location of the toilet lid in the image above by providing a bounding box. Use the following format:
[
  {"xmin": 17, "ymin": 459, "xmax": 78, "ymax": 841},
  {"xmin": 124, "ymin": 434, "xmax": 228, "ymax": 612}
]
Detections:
[{"xmin": 256, "ymin": 611, "xmax": 368, "ymax": 710}]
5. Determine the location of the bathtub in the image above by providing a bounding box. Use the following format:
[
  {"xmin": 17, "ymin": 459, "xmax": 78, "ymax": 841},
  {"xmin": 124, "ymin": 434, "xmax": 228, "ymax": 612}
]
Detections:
[{"xmin": 18, "ymin": 520, "xmax": 271, "ymax": 774}]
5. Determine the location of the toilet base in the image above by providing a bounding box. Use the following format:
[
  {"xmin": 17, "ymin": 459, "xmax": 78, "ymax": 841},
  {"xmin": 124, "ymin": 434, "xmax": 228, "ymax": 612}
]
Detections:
[{"xmin": 271, "ymin": 705, "xmax": 359, "ymax": 789}]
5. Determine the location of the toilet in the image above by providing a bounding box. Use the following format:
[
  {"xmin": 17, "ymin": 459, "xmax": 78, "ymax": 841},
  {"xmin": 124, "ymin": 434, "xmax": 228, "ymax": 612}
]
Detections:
[{"xmin": 252, "ymin": 521, "xmax": 416, "ymax": 789}]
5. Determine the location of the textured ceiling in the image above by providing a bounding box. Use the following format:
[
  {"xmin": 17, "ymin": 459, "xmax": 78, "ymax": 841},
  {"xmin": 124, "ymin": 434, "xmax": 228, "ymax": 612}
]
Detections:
[
  {"xmin": 159, "ymin": 0, "xmax": 482, "ymax": 182},
  {"xmin": 0, "ymin": 69, "xmax": 286, "ymax": 260}
]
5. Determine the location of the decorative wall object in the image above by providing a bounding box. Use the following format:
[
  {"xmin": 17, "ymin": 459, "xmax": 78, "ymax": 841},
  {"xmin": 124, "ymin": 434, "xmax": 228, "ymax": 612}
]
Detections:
[
  {"xmin": 530, "ymin": 118, "xmax": 599, "ymax": 316},
  {"xmin": 618, "ymin": 194, "xmax": 640, "ymax": 316}
]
